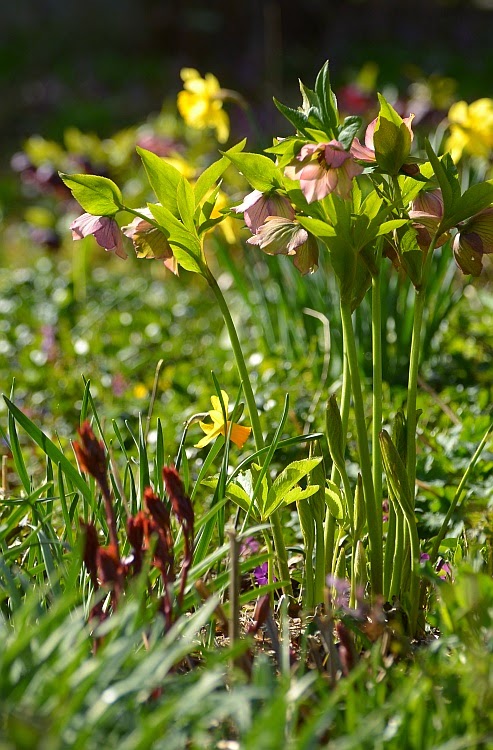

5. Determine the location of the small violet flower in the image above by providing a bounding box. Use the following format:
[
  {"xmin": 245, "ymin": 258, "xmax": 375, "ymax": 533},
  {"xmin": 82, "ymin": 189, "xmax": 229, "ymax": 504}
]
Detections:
[
  {"xmin": 195, "ymin": 390, "xmax": 251, "ymax": 449},
  {"xmin": 284, "ymin": 141, "xmax": 363, "ymax": 203},
  {"xmin": 231, "ymin": 189, "xmax": 294, "ymax": 233},
  {"xmin": 453, "ymin": 206, "xmax": 493, "ymax": 276},
  {"xmin": 71, "ymin": 213, "xmax": 127, "ymax": 259},
  {"xmin": 248, "ymin": 216, "xmax": 319, "ymax": 275}
]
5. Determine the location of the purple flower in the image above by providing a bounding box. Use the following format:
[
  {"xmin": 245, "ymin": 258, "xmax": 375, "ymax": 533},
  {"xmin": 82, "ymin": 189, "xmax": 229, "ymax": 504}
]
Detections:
[
  {"xmin": 409, "ymin": 189, "xmax": 448, "ymax": 251},
  {"xmin": 70, "ymin": 213, "xmax": 127, "ymax": 259},
  {"xmin": 453, "ymin": 206, "xmax": 493, "ymax": 276},
  {"xmin": 231, "ymin": 189, "xmax": 294, "ymax": 233},
  {"xmin": 254, "ymin": 562, "xmax": 269, "ymax": 586},
  {"xmin": 285, "ymin": 141, "xmax": 363, "ymax": 203}
]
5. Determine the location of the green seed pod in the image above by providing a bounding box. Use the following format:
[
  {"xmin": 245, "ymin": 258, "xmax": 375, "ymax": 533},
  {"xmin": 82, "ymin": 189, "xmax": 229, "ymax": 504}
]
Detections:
[
  {"xmin": 353, "ymin": 473, "xmax": 366, "ymax": 539},
  {"xmin": 354, "ymin": 540, "xmax": 368, "ymax": 590}
]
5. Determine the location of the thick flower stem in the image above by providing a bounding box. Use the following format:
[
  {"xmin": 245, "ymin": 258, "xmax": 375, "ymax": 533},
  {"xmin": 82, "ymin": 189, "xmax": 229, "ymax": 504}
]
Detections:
[
  {"xmin": 340, "ymin": 301, "xmax": 383, "ymax": 596},
  {"xmin": 205, "ymin": 269, "xmax": 292, "ymax": 596},
  {"xmin": 371, "ymin": 244, "xmax": 384, "ymax": 539},
  {"xmin": 406, "ymin": 241, "xmax": 437, "ymax": 498}
]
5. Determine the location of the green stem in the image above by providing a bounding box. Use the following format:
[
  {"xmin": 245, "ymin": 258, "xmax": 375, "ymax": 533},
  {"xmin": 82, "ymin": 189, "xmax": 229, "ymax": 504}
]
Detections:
[
  {"xmin": 340, "ymin": 301, "xmax": 383, "ymax": 595},
  {"xmin": 406, "ymin": 240, "xmax": 437, "ymax": 499},
  {"xmin": 372, "ymin": 242, "xmax": 384, "ymax": 539},
  {"xmin": 205, "ymin": 268, "xmax": 292, "ymax": 596}
]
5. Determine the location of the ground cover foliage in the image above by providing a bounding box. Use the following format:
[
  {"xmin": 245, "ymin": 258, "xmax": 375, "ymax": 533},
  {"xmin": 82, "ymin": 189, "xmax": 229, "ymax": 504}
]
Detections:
[{"xmin": 1, "ymin": 62, "xmax": 493, "ymax": 748}]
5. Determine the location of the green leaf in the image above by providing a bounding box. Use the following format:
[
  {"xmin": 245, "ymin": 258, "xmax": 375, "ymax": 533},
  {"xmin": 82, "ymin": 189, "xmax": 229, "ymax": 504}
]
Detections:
[
  {"xmin": 263, "ymin": 458, "xmax": 322, "ymax": 521},
  {"xmin": 376, "ymin": 219, "xmax": 409, "ymax": 236},
  {"xmin": 3, "ymin": 396, "xmax": 92, "ymax": 503},
  {"xmin": 324, "ymin": 480, "xmax": 345, "ymax": 520},
  {"xmin": 373, "ymin": 117, "xmax": 412, "ymax": 175},
  {"xmin": 296, "ymin": 216, "xmax": 336, "ymax": 238},
  {"xmin": 223, "ymin": 151, "xmax": 281, "ymax": 192},
  {"xmin": 176, "ymin": 176, "xmax": 196, "ymax": 231},
  {"xmin": 379, "ymin": 429, "xmax": 414, "ymax": 518},
  {"xmin": 59, "ymin": 173, "xmax": 123, "ymax": 215},
  {"xmin": 424, "ymin": 140, "xmax": 460, "ymax": 225},
  {"xmin": 148, "ymin": 203, "xmax": 202, "ymax": 274},
  {"xmin": 193, "ymin": 140, "xmax": 246, "ymax": 207},
  {"xmin": 137, "ymin": 146, "xmax": 183, "ymax": 218},
  {"xmin": 273, "ymin": 97, "xmax": 311, "ymax": 138},
  {"xmin": 314, "ymin": 60, "xmax": 338, "ymax": 136},
  {"xmin": 8, "ymin": 409, "xmax": 30, "ymax": 493},
  {"xmin": 337, "ymin": 115, "xmax": 362, "ymax": 150},
  {"xmin": 447, "ymin": 181, "xmax": 493, "ymax": 227}
]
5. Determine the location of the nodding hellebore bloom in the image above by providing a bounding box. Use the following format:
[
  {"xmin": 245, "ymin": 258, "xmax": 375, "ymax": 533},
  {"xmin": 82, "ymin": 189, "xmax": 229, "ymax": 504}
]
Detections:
[
  {"xmin": 70, "ymin": 213, "xmax": 127, "ymax": 259},
  {"xmin": 177, "ymin": 68, "xmax": 230, "ymax": 143},
  {"xmin": 453, "ymin": 207, "xmax": 493, "ymax": 276},
  {"xmin": 248, "ymin": 216, "xmax": 319, "ymax": 275},
  {"xmin": 122, "ymin": 208, "xmax": 178, "ymax": 274},
  {"xmin": 195, "ymin": 390, "xmax": 251, "ymax": 449},
  {"xmin": 445, "ymin": 98, "xmax": 493, "ymax": 162},
  {"xmin": 231, "ymin": 189, "xmax": 295, "ymax": 233},
  {"xmin": 284, "ymin": 141, "xmax": 363, "ymax": 203},
  {"xmin": 409, "ymin": 188, "xmax": 449, "ymax": 251},
  {"xmin": 351, "ymin": 112, "xmax": 416, "ymax": 174}
]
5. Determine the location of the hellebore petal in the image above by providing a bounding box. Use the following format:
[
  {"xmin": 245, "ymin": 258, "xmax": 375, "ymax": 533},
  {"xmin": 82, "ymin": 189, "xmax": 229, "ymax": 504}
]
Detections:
[
  {"xmin": 232, "ymin": 190, "xmax": 294, "ymax": 233},
  {"xmin": 247, "ymin": 216, "xmax": 308, "ymax": 255},
  {"xmin": 122, "ymin": 208, "xmax": 178, "ymax": 273}
]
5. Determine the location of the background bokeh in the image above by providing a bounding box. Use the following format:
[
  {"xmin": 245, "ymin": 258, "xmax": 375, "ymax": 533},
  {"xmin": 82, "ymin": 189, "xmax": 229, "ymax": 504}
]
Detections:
[{"xmin": 3, "ymin": 0, "xmax": 493, "ymax": 154}]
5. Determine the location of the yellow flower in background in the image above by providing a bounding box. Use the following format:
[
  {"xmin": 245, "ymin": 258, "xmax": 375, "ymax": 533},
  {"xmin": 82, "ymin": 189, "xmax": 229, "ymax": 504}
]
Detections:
[
  {"xmin": 177, "ymin": 68, "xmax": 230, "ymax": 143},
  {"xmin": 195, "ymin": 390, "xmax": 251, "ymax": 449},
  {"xmin": 445, "ymin": 98, "xmax": 493, "ymax": 162}
]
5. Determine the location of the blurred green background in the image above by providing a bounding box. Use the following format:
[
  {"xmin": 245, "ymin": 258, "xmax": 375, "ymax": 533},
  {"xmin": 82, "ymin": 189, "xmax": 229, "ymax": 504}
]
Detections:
[{"xmin": 3, "ymin": 0, "xmax": 493, "ymax": 153}]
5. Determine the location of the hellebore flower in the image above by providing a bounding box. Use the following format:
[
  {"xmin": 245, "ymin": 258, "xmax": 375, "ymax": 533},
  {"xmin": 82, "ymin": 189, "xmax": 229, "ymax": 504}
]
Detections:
[
  {"xmin": 409, "ymin": 188, "xmax": 449, "ymax": 250},
  {"xmin": 195, "ymin": 390, "xmax": 251, "ymax": 449},
  {"xmin": 231, "ymin": 189, "xmax": 295, "ymax": 233},
  {"xmin": 247, "ymin": 216, "xmax": 319, "ymax": 274},
  {"xmin": 122, "ymin": 209, "xmax": 178, "ymax": 274},
  {"xmin": 445, "ymin": 98, "xmax": 493, "ymax": 162},
  {"xmin": 350, "ymin": 113, "xmax": 415, "ymax": 165},
  {"xmin": 284, "ymin": 141, "xmax": 363, "ymax": 202},
  {"xmin": 70, "ymin": 213, "xmax": 127, "ymax": 259},
  {"xmin": 452, "ymin": 207, "xmax": 493, "ymax": 276},
  {"xmin": 177, "ymin": 68, "xmax": 230, "ymax": 143}
]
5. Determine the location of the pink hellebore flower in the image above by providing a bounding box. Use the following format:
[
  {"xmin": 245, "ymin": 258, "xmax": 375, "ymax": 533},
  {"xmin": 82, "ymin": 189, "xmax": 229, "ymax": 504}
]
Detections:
[
  {"xmin": 248, "ymin": 216, "xmax": 318, "ymax": 274},
  {"xmin": 284, "ymin": 141, "xmax": 363, "ymax": 203},
  {"xmin": 231, "ymin": 189, "xmax": 294, "ymax": 233},
  {"xmin": 452, "ymin": 206, "xmax": 493, "ymax": 276},
  {"xmin": 409, "ymin": 189, "xmax": 449, "ymax": 251},
  {"xmin": 350, "ymin": 114, "xmax": 415, "ymax": 163},
  {"xmin": 122, "ymin": 209, "xmax": 178, "ymax": 275},
  {"xmin": 71, "ymin": 213, "xmax": 127, "ymax": 259}
]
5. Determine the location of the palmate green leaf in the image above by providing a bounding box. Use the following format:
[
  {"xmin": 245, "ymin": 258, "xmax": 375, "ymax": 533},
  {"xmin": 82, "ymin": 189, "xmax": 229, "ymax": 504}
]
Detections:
[
  {"xmin": 194, "ymin": 138, "xmax": 246, "ymax": 206},
  {"xmin": 263, "ymin": 457, "xmax": 322, "ymax": 521},
  {"xmin": 176, "ymin": 176, "xmax": 196, "ymax": 231},
  {"xmin": 137, "ymin": 146, "xmax": 183, "ymax": 218},
  {"xmin": 223, "ymin": 151, "xmax": 281, "ymax": 192},
  {"xmin": 3, "ymin": 396, "xmax": 92, "ymax": 504},
  {"xmin": 59, "ymin": 173, "xmax": 123, "ymax": 215},
  {"xmin": 263, "ymin": 484, "xmax": 319, "ymax": 519}
]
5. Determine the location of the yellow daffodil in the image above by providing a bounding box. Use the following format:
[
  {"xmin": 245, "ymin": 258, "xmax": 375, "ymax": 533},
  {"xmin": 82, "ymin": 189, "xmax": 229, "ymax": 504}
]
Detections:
[
  {"xmin": 445, "ymin": 98, "xmax": 493, "ymax": 162},
  {"xmin": 177, "ymin": 68, "xmax": 230, "ymax": 143},
  {"xmin": 195, "ymin": 390, "xmax": 251, "ymax": 449}
]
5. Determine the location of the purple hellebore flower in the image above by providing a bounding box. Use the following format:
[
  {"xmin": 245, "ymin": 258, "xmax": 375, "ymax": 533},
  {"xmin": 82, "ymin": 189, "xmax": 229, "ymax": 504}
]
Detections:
[
  {"xmin": 452, "ymin": 206, "xmax": 493, "ymax": 276},
  {"xmin": 71, "ymin": 213, "xmax": 127, "ymax": 259},
  {"xmin": 409, "ymin": 188, "xmax": 449, "ymax": 251},
  {"xmin": 231, "ymin": 189, "xmax": 295, "ymax": 233},
  {"xmin": 285, "ymin": 140, "xmax": 363, "ymax": 203}
]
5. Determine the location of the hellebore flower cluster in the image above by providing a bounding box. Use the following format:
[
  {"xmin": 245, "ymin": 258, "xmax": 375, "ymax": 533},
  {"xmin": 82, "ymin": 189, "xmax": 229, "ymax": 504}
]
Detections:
[{"xmin": 232, "ymin": 189, "xmax": 318, "ymax": 275}]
